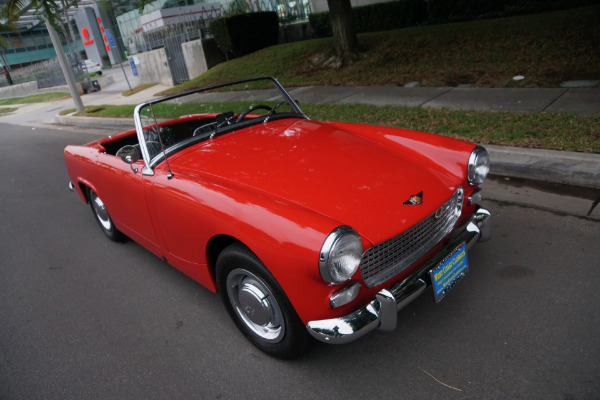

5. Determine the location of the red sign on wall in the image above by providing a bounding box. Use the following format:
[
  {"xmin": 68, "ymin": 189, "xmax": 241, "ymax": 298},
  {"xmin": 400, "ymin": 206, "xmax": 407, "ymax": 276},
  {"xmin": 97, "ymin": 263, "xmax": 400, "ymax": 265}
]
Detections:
[{"xmin": 82, "ymin": 27, "xmax": 94, "ymax": 46}]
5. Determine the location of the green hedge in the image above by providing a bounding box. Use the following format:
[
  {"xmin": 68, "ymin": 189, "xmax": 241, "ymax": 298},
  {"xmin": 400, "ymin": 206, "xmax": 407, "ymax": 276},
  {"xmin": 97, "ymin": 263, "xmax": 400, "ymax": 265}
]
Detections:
[
  {"xmin": 310, "ymin": 0, "xmax": 428, "ymax": 37},
  {"xmin": 427, "ymin": 0, "xmax": 600, "ymax": 22},
  {"xmin": 210, "ymin": 12, "xmax": 279, "ymax": 58}
]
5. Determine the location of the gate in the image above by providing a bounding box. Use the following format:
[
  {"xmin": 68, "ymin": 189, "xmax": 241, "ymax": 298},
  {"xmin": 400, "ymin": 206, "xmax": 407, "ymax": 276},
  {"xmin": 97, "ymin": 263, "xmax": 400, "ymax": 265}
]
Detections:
[{"xmin": 163, "ymin": 34, "xmax": 189, "ymax": 85}]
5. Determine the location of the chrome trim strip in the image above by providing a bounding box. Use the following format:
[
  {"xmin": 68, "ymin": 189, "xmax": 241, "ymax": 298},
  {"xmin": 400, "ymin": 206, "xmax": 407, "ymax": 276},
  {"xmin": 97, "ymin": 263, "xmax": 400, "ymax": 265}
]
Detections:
[
  {"xmin": 306, "ymin": 207, "xmax": 491, "ymax": 344},
  {"xmin": 133, "ymin": 103, "xmax": 155, "ymax": 176},
  {"xmin": 68, "ymin": 181, "xmax": 75, "ymax": 192}
]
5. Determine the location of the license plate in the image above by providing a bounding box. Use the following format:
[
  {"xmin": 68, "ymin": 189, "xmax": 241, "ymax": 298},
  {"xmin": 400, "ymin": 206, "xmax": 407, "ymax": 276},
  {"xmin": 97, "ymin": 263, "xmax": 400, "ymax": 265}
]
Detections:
[{"xmin": 430, "ymin": 243, "xmax": 468, "ymax": 303}]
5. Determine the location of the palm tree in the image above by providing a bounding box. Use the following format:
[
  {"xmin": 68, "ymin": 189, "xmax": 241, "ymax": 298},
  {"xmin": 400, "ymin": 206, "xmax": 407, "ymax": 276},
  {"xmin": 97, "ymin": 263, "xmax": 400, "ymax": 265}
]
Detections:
[
  {"xmin": 1, "ymin": 0, "xmax": 83, "ymax": 109},
  {"xmin": 0, "ymin": 22, "xmax": 11, "ymax": 48},
  {"xmin": 2, "ymin": 0, "xmax": 76, "ymax": 31}
]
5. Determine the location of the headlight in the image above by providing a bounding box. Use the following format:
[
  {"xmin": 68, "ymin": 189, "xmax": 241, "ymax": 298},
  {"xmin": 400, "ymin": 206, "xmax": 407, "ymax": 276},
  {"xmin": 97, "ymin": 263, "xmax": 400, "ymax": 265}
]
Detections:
[
  {"xmin": 319, "ymin": 226, "xmax": 363, "ymax": 284},
  {"xmin": 468, "ymin": 146, "xmax": 490, "ymax": 185}
]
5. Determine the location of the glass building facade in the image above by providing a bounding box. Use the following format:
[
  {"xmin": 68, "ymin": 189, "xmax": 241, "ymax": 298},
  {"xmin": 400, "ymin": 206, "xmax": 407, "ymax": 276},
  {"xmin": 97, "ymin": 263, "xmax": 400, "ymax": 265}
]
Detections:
[
  {"xmin": 0, "ymin": 0, "xmax": 83, "ymax": 68},
  {"xmin": 1, "ymin": 0, "xmax": 311, "ymax": 70}
]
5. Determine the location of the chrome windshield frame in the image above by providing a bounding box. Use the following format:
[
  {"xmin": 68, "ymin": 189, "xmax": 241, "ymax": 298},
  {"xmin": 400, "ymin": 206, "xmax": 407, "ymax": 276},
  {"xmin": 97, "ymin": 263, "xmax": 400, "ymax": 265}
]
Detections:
[{"xmin": 132, "ymin": 76, "xmax": 307, "ymax": 177}]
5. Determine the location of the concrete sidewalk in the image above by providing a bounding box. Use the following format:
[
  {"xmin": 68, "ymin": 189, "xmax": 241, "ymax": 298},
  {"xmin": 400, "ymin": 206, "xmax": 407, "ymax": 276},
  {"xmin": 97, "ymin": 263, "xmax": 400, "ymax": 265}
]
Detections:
[
  {"xmin": 73, "ymin": 82, "xmax": 600, "ymax": 113},
  {"xmin": 28, "ymin": 71, "xmax": 598, "ymax": 113},
  {"xmin": 286, "ymin": 85, "xmax": 600, "ymax": 114}
]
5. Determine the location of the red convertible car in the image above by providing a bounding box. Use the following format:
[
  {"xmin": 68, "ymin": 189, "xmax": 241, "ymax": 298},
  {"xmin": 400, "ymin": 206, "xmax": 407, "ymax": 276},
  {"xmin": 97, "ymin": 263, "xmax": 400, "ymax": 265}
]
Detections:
[{"xmin": 64, "ymin": 77, "xmax": 492, "ymax": 358}]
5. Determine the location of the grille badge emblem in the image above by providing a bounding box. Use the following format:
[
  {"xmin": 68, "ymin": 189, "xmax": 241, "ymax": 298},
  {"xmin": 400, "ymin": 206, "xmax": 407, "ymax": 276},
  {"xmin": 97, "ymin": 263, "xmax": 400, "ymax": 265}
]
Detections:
[{"xmin": 403, "ymin": 191, "xmax": 423, "ymax": 205}]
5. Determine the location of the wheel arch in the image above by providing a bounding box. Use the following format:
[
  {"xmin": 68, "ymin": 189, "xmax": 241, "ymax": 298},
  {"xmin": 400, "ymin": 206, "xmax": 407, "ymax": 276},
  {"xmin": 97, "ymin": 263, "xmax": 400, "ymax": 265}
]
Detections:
[
  {"xmin": 206, "ymin": 234, "xmax": 240, "ymax": 289},
  {"xmin": 74, "ymin": 179, "xmax": 101, "ymax": 205}
]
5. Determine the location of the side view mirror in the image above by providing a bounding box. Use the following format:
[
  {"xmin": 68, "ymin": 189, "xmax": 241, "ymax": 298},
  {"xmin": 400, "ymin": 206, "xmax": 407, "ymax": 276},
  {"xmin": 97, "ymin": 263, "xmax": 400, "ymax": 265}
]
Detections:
[{"xmin": 116, "ymin": 145, "xmax": 141, "ymax": 164}]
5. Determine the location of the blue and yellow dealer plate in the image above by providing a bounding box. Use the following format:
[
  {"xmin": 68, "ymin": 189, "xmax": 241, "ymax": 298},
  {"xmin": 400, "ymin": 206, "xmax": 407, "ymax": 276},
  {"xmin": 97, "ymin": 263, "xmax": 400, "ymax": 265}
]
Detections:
[{"xmin": 430, "ymin": 243, "xmax": 469, "ymax": 303}]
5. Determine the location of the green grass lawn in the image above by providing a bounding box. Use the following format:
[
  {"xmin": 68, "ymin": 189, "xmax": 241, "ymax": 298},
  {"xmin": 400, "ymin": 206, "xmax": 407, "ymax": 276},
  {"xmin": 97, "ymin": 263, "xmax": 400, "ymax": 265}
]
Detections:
[
  {"xmin": 160, "ymin": 5, "xmax": 599, "ymax": 96},
  {"xmin": 0, "ymin": 92, "xmax": 69, "ymax": 105},
  {"xmin": 121, "ymin": 83, "xmax": 157, "ymax": 97},
  {"xmin": 71, "ymin": 102, "xmax": 600, "ymax": 153},
  {"xmin": 0, "ymin": 107, "xmax": 17, "ymax": 114}
]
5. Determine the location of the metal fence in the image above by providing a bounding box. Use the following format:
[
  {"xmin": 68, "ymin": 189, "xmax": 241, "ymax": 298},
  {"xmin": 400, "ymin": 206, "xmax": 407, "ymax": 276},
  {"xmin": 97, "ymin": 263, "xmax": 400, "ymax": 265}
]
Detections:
[
  {"xmin": 126, "ymin": 0, "xmax": 312, "ymax": 86},
  {"xmin": 128, "ymin": 5, "xmax": 222, "ymax": 55},
  {"xmin": 125, "ymin": 0, "xmax": 312, "ymax": 54},
  {"xmin": 225, "ymin": 0, "xmax": 312, "ymax": 22},
  {"xmin": 0, "ymin": 56, "xmax": 85, "ymax": 89}
]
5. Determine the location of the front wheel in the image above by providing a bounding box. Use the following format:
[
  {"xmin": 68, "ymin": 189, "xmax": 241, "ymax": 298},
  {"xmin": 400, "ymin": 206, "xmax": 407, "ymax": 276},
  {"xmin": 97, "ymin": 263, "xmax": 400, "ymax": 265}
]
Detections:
[
  {"xmin": 88, "ymin": 188, "xmax": 124, "ymax": 241},
  {"xmin": 216, "ymin": 243, "xmax": 309, "ymax": 359}
]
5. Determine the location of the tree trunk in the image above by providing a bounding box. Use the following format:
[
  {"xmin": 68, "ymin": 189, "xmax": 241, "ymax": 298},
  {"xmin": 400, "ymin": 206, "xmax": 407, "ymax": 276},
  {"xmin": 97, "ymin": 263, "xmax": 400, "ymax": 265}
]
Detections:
[
  {"xmin": 326, "ymin": 0, "xmax": 359, "ymax": 66},
  {"xmin": 46, "ymin": 21, "xmax": 84, "ymax": 112},
  {"xmin": 61, "ymin": 0, "xmax": 80, "ymax": 62}
]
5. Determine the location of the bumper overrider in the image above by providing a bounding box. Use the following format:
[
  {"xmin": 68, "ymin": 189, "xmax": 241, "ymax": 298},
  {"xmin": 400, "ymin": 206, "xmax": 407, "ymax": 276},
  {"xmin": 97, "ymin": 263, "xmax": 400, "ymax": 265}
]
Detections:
[{"xmin": 306, "ymin": 206, "xmax": 492, "ymax": 344}]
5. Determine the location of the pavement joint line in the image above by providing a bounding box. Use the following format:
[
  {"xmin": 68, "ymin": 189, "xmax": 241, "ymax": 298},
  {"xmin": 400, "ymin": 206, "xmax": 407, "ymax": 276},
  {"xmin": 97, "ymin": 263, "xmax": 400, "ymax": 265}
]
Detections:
[
  {"xmin": 542, "ymin": 87, "xmax": 569, "ymax": 112},
  {"xmin": 337, "ymin": 87, "xmax": 368, "ymax": 103},
  {"xmin": 418, "ymin": 86, "xmax": 454, "ymax": 107}
]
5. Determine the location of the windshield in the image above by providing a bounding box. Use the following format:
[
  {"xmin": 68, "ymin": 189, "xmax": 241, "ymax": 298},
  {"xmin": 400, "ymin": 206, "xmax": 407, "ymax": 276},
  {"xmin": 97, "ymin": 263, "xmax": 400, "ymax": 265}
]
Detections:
[{"xmin": 134, "ymin": 76, "xmax": 306, "ymax": 173}]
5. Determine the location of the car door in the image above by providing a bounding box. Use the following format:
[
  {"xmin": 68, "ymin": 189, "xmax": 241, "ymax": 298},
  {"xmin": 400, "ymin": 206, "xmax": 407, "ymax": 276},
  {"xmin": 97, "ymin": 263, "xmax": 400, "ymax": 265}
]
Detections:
[{"xmin": 93, "ymin": 153, "xmax": 159, "ymax": 250}]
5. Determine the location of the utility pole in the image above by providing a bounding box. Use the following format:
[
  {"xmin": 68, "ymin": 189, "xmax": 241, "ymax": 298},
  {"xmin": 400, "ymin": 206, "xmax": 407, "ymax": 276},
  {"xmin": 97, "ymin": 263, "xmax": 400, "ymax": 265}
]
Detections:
[{"xmin": 45, "ymin": 20, "xmax": 84, "ymax": 112}]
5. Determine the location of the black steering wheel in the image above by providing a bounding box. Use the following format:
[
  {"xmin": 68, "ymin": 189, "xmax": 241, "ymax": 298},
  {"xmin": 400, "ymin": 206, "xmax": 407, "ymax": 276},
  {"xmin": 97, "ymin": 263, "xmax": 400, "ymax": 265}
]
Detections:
[{"xmin": 236, "ymin": 104, "xmax": 273, "ymax": 122}]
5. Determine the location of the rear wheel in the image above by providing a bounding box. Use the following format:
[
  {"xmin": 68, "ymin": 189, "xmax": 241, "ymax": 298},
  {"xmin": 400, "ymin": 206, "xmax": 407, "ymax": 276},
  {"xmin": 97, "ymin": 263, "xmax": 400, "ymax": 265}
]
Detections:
[
  {"xmin": 216, "ymin": 243, "xmax": 309, "ymax": 359},
  {"xmin": 88, "ymin": 188, "xmax": 125, "ymax": 241}
]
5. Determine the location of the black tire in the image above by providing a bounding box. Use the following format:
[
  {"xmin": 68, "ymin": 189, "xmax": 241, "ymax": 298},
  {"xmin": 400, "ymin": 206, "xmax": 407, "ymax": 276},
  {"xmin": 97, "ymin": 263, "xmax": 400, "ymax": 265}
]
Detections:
[
  {"xmin": 216, "ymin": 243, "xmax": 309, "ymax": 359},
  {"xmin": 87, "ymin": 188, "xmax": 125, "ymax": 242}
]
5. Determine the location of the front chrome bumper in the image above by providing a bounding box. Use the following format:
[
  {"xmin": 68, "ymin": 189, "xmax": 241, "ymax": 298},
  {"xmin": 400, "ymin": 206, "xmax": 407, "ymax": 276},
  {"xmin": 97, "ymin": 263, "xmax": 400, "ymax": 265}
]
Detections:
[{"xmin": 306, "ymin": 206, "xmax": 492, "ymax": 344}]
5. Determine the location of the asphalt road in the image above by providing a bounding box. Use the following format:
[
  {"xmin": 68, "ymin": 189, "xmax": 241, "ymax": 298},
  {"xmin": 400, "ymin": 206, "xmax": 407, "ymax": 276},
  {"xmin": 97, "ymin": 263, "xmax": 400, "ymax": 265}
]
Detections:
[{"xmin": 1, "ymin": 122, "xmax": 599, "ymax": 400}]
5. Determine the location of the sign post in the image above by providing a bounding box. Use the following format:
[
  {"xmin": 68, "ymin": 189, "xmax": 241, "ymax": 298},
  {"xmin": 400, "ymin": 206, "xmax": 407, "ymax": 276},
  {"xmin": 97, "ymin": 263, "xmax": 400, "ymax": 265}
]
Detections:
[{"xmin": 106, "ymin": 28, "xmax": 132, "ymax": 92}]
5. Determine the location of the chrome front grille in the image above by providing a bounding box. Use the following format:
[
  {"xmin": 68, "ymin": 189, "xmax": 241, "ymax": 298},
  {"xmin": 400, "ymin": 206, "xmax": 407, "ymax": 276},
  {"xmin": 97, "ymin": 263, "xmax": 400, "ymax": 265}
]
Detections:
[{"xmin": 360, "ymin": 188, "xmax": 464, "ymax": 288}]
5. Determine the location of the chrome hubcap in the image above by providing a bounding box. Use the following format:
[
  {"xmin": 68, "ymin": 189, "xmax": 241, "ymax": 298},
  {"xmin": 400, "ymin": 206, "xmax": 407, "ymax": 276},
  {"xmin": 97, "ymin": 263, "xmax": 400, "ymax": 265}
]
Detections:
[
  {"xmin": 90, "ymin": 191, "xmax": 111, "ymax": 230},
  {"xmin": 226, "ymin": 268, "xmax": 284, "ymax": 343}
]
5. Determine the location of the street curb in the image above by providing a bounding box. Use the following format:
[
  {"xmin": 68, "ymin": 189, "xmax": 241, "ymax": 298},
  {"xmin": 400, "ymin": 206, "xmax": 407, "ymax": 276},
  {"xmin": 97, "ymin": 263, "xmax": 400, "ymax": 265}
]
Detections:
[
  {"xmin": 54, "ymin": 115, "xmax": 134, "ymax": 131},
  {"xmin": 486, "ymin": 145, "xmax": 600, "ymax": 189}
]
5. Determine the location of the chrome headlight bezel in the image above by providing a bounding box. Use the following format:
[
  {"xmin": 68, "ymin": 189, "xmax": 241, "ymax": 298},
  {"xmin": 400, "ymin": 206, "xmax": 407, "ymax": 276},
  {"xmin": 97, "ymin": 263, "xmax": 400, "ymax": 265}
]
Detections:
[
  {"xmin": 319, "ymin": 226, "xmax": 363, "ymax": 284},
  {"xmin": 468, "ymin": 146, "xmax": 490, "ymax": 186}
]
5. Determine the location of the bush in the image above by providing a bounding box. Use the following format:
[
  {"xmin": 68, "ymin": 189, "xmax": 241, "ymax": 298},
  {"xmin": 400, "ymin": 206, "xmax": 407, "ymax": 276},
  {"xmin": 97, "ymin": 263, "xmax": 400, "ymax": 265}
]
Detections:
[
  {"xmin": 210, "ymin": 12, "xmax": 279, "ymax": 59},
  {"xmin": 427, "ymin": 0, "xmax": 600, "ymax": 22},
  {"xmin": 355, "ymin": 0, "xmax": 428, "ymax": 32},
  {"xmin": 309, "ymin": 0, "xmax": 428, "ymax": 38},
  {"xmin": 309, "ymin": 12, "xmax": 332, "ymax": 38}
]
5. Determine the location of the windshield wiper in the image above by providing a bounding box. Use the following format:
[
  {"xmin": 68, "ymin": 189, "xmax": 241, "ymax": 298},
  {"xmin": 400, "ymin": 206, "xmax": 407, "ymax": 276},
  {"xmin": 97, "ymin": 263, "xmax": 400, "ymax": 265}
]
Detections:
[
  {"xmin": 210, "ymin": 111, "xmax": 238, "ymax": 139},
  {"xmin": 264, "ymin": 101, "xmax": 288, "ymax": 124}
]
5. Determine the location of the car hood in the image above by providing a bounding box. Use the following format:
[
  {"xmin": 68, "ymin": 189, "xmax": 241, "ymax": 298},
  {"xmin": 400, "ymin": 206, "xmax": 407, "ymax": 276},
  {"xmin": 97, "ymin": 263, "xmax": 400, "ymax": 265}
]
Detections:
[{"xmin": 172, "ymin": 118, "xmax": 464, "ymax": 244}]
